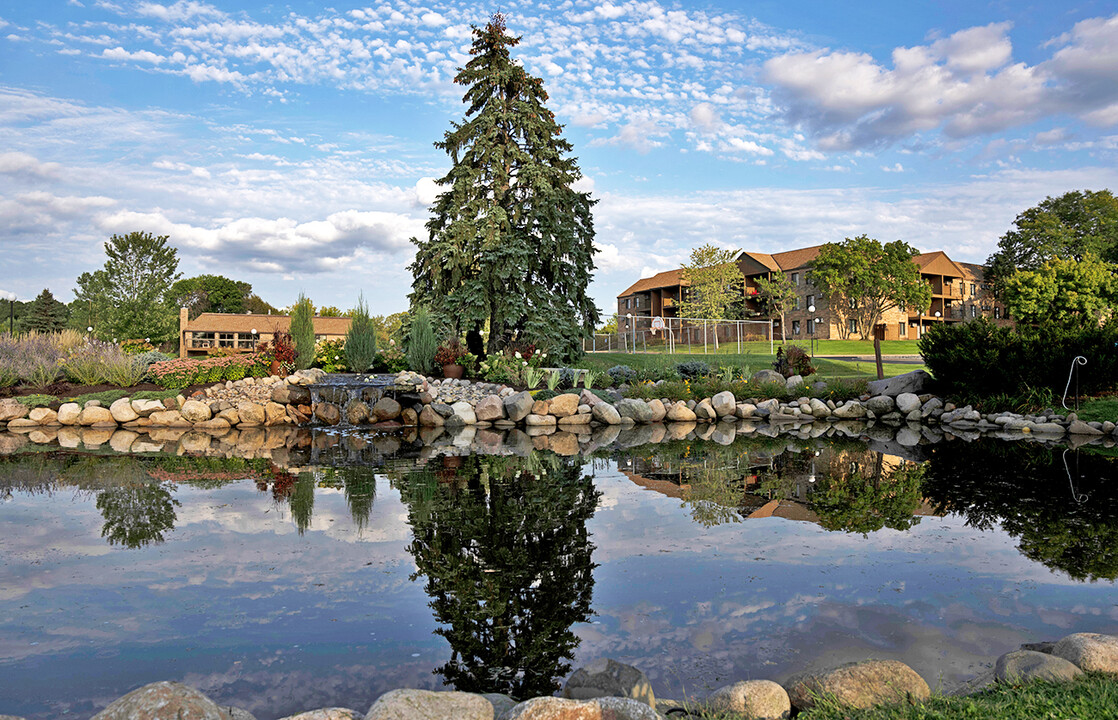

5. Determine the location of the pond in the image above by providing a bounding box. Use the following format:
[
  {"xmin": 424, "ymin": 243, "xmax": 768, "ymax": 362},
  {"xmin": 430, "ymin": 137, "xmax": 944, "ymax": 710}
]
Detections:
[{"xmin": 0, "ymin": 429, "xmax": 1116, "ymax": 718}]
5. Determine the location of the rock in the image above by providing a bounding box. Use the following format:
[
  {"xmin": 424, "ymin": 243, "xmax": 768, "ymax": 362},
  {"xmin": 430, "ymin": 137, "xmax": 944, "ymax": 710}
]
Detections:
[
  {"xmin": 419, "ymin": 405, "xmax": 445, "ymax": 427},
  {"xmin": 558, "ymin": 413, "xmax": 592, "ymax": 427},
  {"xmin": 1052, "ymin": 633, "xmax": 1118, "ymax": 673},
  {"xmin": 314, "ymin": 402, "xmax": 342, "ymax": 425},
  {"xmin": 271, "ymin": 383, "xmax": 311, "ymax": 406},
  {"xmin": 706, "ymin": 680, "xmax": 790, "ymax": 720},
  {"xmin": 217, "ymin": 408, "xmax": 240, "ymax": 425},
  {"xmin": 237, "ymin": 402, "xmax": 267, "ymax": 425},
  {"xmin": 579, "ymin": 389, "xmax": 601, "ymax": 407},
  {"xmin": 995, "ymin": 650, "xmax": 1083, "ymax": 683},
  {"xmin": 785, "ymin": 374, "xmax": 804, "ymax": 391},
  {"xmin": 525, "ymin": 413, "xmax": 557, "ymax": 427},
  {"xmin": 132, "ymin": 399, "xmax": 165, "ymax": 417},
  {"xmin": 867, "ymin": 370, "xmax": 932, "ymax": 397},
  {"xmin": 549, "ymin": 393, "xmax": 580, "ymax": 418},
  {"xmin": 448, "ymin": 401, "xmax": 477, "ymax": 426},
  {"xmin": 366, "ymin": 688, "xmax": 503, "ymax": 720},
  {"xmin": 372, "ymin": 397, "xmax": 402, "ymax": 421},
  {"xmin": 895, "ymin": 393, "xmax": 921, "ymax": 414},
  {"xmin": 920, "ymin": 397, "xmax": 943, "ymax": 417},
  {"xmin": 181, "ymin": 399, "xmax": 213, "ymax": 423},
  {"xmin": 194, "ymin": 418, "xmax": 231, "ymax": 432},
  {"xmin": 475, "ymin": 395, "xmax": 506, "ymax": 422},
  {"xmin": 291, "ymin": 368, "xmax": 327, "ymax": 386},
  {"xmin": 0, "ymin": 398, "xmax": 28, "ymax": 422},
  {"xmin": 29, "ymin": 407, "xmax": 58, "ymax": 424},
  {"xmin": 736, "ymin": 403, "xmax": 757, "ymax": 419},
  {"xmin": 614, "ymin": 399, "xmax": 652, "ymax": 423},
  {"xmin": 666, "ymin": 402, "xmax": 697, "ymax": 422},
  {"xmin": 592, "ymin": 402, "xmax": 622, "ymax": 425},
  {"xmin": 345, "ymin": 401, "xmax": 370, "ymax": 425},
  {"xmin": 400, "ymin": 407, "xmax": 418, "ymax": 427},
  {"xmin": 79, "ymin": 406, "xmax": 116, "ymax": 426},
  {"xmin": 646, "ymin": 399, "xmax": 666, "ymax": 422},
  {"xmin": 504, "ymin": 391, "xmax": 535, "ymax": 422},
  {"xmin": 866, "ymin": 395, "xmax": 895, "ymax": 415},
  {"xmin": 832, "ymin": 401, "xmax": 867, "ymax": 419},
  {"xmin": 54, "ymin": 402, "xmax": 81, "ymax": 425},
  {"xmin": 501, "ymin": 697, "xmax": 659, "ymax": 720},
  {"xmin": 276, "ymin": 710, "xmax": 361, "ymax": 720},
  {"xmin": 7, "ymin": 418, "xmax": 39, "ymax": 428},
  {"xmin": 263, "ymin": 401, "xmax": 287, "ymax": 425},
  {"xmin": 752, "ymin": 369, "xmax": 785, "ymax": 386},
  {"xmin": 711, "ymin": 391, "xmax": 736, "ymax": 417},
  {"xmin": 694, "ymin": 399, "xmax": 717, "ymax": 421},
  {"xmin": 103, "ymin": 398, "xmax": 138, "ymax": 423},
  {"xmin": 563, "ymin": 658, "xmax": 655, "ymax": 707},
  {"xmin": 785, "ymin": 660, "xmax": 930, "ymax": 710},
  {"xmin": 91, "ymin": 680, "xmax": 230, "ymax": 720},
  {"xmin": 1067, "ymin": 420, "xmax": 1104, "ymax": 436}
]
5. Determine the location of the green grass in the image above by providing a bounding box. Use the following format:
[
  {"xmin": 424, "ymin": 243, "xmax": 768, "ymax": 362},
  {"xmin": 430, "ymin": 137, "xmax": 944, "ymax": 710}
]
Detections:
[
  {"xmin": 1052, "ymin": 398, "xmax": 1118, "ymax": 423},
  {"xmin": 595, "ymin": 339, "xmax": 923, "ymax": 356},
  {"xmin": 14, "ymin": 394, "xmax": 57, "ymax": 408},
  {"xmin": 794, "ymin": 673, "xmax": 1118, "ymax": 720},
  {"xmin": 581, "ymin": 352, "xmax": 923, "ymax": 380}
]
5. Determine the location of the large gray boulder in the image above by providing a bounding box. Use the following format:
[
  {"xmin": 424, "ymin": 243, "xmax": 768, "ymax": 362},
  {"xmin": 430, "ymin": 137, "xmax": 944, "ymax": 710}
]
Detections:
[
  {"xmin": 752, "ymin": 369, "xmax": 785, "ymax": 386},
  {"xmin": 372, "ymin": 397, "xmax": 402, "ymax": 422},
  {"xmin": 503, "ymin": 391, "xmax": 534, "ymax": 422},
  {"xmin": 616, "ymin": 399, "xmax": 653, "ymax": 423},
  {"xmin": 474, "ymin": 395, "xmax": 506, "ymax": 422},
  {"xmin": 563, "ymin": 658, "xmax": 655, "ymax": 707},
  {"xmin": 706, "ymin": 679, "xmax": 790, "ymax": 719},
  {"xmin": 711, "ymin": 391, "xmax": 736, "ymax": 417},
  {"xmin": 591, "ymin": 402, "xmax": 622, "ymax": 425},
  {"xmin": 91, "ymin": 681, "xmax": 230, "ymax": 720},
  {"xmin": 366, "ymin": 689, "xmax": 503, "ymax": 720},
  {"xmin": 500, "ymin": 697, "xmax": 659, "ymax": 720},
  {"xmin": 995, "ymin": 650, "xmax": 1083, "ymax": 683},
  {"xmin": 1052, "ymin": 633, "xmax": 1118, "ymax": 674},
  {"xmin": 895, "ymin": 393, "xmax": 921, "ymax": 414},
  {"xmin": 865, "ymin": 395, "xmax": 895, "ymax": 415},
  {"xmin": 784, "ymin": 660, "xmax": 930, "ymax": 710},
  {"xmin": 867, "ymin": 370, "xmax": 932, "ymax": 397}
]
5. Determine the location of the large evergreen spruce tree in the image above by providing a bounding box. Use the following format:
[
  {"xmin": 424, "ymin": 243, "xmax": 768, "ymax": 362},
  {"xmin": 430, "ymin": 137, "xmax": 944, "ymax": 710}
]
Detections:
[{"xmin": 409, "ymin": 14, "xmax": 599, "ymax": 362}]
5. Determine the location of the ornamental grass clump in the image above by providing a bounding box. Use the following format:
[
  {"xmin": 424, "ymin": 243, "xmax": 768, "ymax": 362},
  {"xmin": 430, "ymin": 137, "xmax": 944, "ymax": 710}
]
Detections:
[
  {"xmin": 104, "ymin": 351, "xmax": 148, "ymax": 387},
  {"xmin": 0, "ymin": 335, "xmax": 19, "ymax": 388},
  {"xmin": 345, "ymin": 295, "xmax": 377, "ymax": 373},
  {"xmin": 63, "ymin": 340, "xmax": 118, "ymax": 385},
  {"xmin": 13, "ymin": 334, "xmax": 65, "ymax": 389}
]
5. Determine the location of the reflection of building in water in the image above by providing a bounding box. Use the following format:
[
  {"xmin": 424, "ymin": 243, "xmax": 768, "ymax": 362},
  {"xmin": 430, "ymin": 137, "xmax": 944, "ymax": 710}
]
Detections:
[{"xmin": 621, "ymin": 445, "xmax": 941, "ymax": 532}]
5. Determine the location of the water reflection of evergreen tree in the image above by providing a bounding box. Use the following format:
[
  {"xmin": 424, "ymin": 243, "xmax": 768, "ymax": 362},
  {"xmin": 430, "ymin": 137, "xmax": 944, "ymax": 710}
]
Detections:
[
  {"xmin": 396, "ymin": 453, "xmax": 600, "ymax": 699},
  {"xmin": 924, "ymin": 441, "xmax": 1118, "ymax": 581},
  {"xmin": 290, "ymin": 472, "xmax": 316, "ymax": 535}
]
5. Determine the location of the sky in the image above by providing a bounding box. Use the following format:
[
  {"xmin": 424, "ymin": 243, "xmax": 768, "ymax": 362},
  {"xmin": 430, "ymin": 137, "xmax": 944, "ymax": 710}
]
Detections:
[{"xmin": 2, "ymin": 0, "xmax": 1118, "ymax": 317}]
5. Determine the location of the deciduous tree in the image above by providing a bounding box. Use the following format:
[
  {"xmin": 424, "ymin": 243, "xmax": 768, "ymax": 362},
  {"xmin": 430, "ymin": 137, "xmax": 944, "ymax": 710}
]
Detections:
[
  {"xmin": 677, "ymin": 244, "xmax": 744, "ymax": 350},
  {"xmin": 1002, "ymin": 253, "xmax": 1117, "ymax": 329},
  {"xmin": 754, "ymin": 271, "xmax": 796, "ymax": 343},
  {"xmin": 811, "ymin": 235, "xmax": 931, "ymax": 340},
  {"xmin": 169, "ymin": 275, "xmax": 252, "ymax": 318},
  {"xmin": 409, "ymin": 14, "xmax": 598, "ymax": 363}
]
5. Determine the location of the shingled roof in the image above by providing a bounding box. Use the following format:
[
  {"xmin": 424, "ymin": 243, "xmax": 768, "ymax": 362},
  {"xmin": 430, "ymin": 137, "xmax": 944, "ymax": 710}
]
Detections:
[
  {"xmin": 184, "ymin": 312, "xmax": 352, "ymax": 335},
  {"xmin": 617, "ymin": 268, "xmax": 688, "ymax": 297}
]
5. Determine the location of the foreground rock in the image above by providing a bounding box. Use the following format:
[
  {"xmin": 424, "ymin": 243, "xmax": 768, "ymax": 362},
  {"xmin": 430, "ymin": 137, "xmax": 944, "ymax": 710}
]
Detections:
[
  {"xmin": 1052, "ymin": 633, "xmax": 1118, "ymax": 674},
  {"xmin": 91, "ymin": 680, "xmax": 234, "ymax": 720},
  {"xmin": 705, "ymin": 679, "xmax": 790, "ymax": 719},
  {"xmin": 277, "ymin": 710, "xmax": 361, "ymax": 720},
  {"xmin": 563, "ymin": 658, "xmax": 655, "ymax": 707},
  {"xmin": 784, "ymin": 660, "xmax": 930, "ymax": 710},
  {"xmin": 366, "ymin": 689, "xmax": 508, "ymax": 720},
  {"xmin": 499, "ymin": 697, "xmax": 659, "ymax": 720},
  {"xmin": 995, "ymin": 650, "xmax": 1082, "ymax": 683}
]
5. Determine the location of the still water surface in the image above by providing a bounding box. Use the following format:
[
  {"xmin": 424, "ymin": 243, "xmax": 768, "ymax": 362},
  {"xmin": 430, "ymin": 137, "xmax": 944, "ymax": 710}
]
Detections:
[{"xmin": 0, "ymin": 435, "xmax": 1116, "ymax": 718}]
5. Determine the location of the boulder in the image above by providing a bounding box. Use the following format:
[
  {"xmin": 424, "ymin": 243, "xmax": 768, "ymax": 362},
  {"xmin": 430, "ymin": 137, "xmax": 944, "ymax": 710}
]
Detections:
[
  {"xmin": 666, "ymin": 402, "xmax": 697, "ymax": 422},
  {"xmin": 131, "ymin": 399, "xmax": 165, "ymax": 417},
  {"xmin": 217, "ymin": 408, "xmax": 240, "ymax": 425},
  {"xmin": 557, "ymin": 413, "xmax": 592, "ymax": 426},
  {"xmin": 646, "ymin": 399, "xmax": 666, "ymax": 422},
  {"xmin": 706, "ymin": 679, "xmax": 790, "ymax": 720},
  {"xmin": 579, "ymin": 389, "xmax": 601, "ymax": 407},
  {"xmin": 237, "ymin": 402, "xmax": 267, "ymax": 425},
  {"xmin": 290, "ymin": 368, "xmax": 327, "ymax": 386},
  {"xmin": 754, "ymin": 398, "xmax": 780, "ymax": 417},
  {"xmin": 448, "ymin": 401, "xmax": 477, "ymax": 426},
  {"xmin": 525, "ymin": 414, "xmax": 557, "ymax": 427},
  {"xmin": 736, "ymin": 403, "xmax": 757, "ymax": 419},
  {"xmin": 785, "ymin": 375, "xmax": 804, "ymax": 392},
  {"xmin": 366, "ymin": 689, "xmax": 503, "ymax": 720},
  {"xmin": 865, "ymin": 395, "xmax": 895, "ymax": 415},
  {"xmin": 79, "ymin": 406, "xmax": 116, "ymax": 426},
  {"xmin": 345, "ymin": 401, "xmax": 370, "ymax": 425},
  {"xmin": 616, "ymin": 399, "xmax": 653, "ymax": 423},
  {"xmin": 832, "ymin": 401, "xmax": 867, "ymax": 419},
  {"xmin": 995, "ymin": 650, "xmax": 1083, "ymax": 683},
  {"xmin": 808, "ymin": 398, "xmax": 830, "ymax": 418},
  {"xmin": 372, "ymin": 397, "xmax": 402, "ymax": 422},
  {"xmin": 277, "ymin": 710, "xmax": 360, "ymax": 720},
  {"xmin": 895, "ymin": 393, "xmax": 921, "ymax": 414},
  {"xmin": 475, "ymin": 395, "xmax": 506, "ymax": 422},
  {"xmin": 531, "ymin": 399, "xmax": 551, "ymax": 415},
  {"xmin": 501, "ymin": 697, "xmax": 659, "ymax": 720},
  {"xmin": 867, "ymin": 369, "xmax": 932, "ymax": 397},
  {"xmin": 91, "ymin": 681, "xmax": 230, "ymax": 720},
  {"xmin": 314, "ymin": 402, "xmax": 342, "ymax": 426},
  {"xmin": 784, "ymin": 660, "xmax": 930, "ymax": 710},
  {"xmin": 271, "ymin": 383, "xmax": 311, "ymax": 406},
  {"xmin": 592, "ymin": 403, "xmax": 622, "ymax": 425},
  {"xmin": 503, "ymin": 391, "xmax": 535, "ymax": 422},
  {"xmin": 180, "ymin": 399, "xmax": 213, "ymax": 423},
  {"xmin": 194, "ymin": 418, "xmax": 231, "ymax": 432},
  {"xmin": 400, "ymin": 407, "xmax": 418, "ymax": 427},
  {"xmin": 563, "ymin": 658, "xmax": 655, "ymax": 707},
  {"xmin": 264, "ymin": 402, "xmax": 288, "ymax": 425},
  {"xmin": 1068, "ymin": 420, "xmax": 1104, "ymax": 436},
  {"xmin": 711, "ymin": 391, "xmax": 736, "ymax": 417},
  {"xmin": 419, "ymin": 406, "xmax": 445, "ymax": 427},
  {"xmin": 752, "ymin": 369, "xmax": 785, "ymax": 386},
  {"xmin": 0, "ymin": 398, "xmax": 28, "ymax": 422},
  {"xmin": 107, "ymin": 398, "xmax": 139, "ymax": 423},
  {"xmin": 57, "ymin": 402, "xmax": 81, "ymax": 425},
  {"xmin": 29, "ymin": 407, "xmax": 58, "ymax": 424},
  {"xmin": 1052, "ymin": 633, "xmax": 1118, "ymax": 674},
  {"xmin": 549, "ymin": 393, "xmax": 580, "ymax": 418}
]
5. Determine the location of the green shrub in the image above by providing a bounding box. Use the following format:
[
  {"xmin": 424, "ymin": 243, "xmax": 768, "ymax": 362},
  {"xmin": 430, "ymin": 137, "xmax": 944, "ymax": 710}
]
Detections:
[
  {"xmin": 607, "ymin": 364, "xmax": 636, "ymax": 386},
  {"xmin": 314, "ymin": 338, "xmax": 347, "ymax": 373},
  {"xmin": 289, "ymin": 294, "xmax": 316, "ymax": 370},
  {"xmin": 16, "ymin": 394, "xmax": 57, "ymax": 408},
  {"xmin": 405, "ymin": 307, "xmax": 438, "ymax": 376},
  {"xmin": 345, "ymin": 294, "xmax": 377, "ymax": 373},
  {"xmin": 919, "ymin": 318, "xmax": 1015, "ymax": 395},
  {"xmin": 676, "ymin": 360, "xmax": 712, "ymax": 380},
  {"xmin": 773, "ymin": 344, "xmax": 815, "ymax": 378}
]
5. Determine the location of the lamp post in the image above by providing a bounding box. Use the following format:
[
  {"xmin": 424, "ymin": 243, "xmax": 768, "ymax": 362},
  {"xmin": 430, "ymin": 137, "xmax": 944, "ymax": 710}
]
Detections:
[
  {"xmin": 626, "ymin": 313, "xmax": 633, "ymax": 354},
  {"xmin": 807, "ymin": 304, "xmax": 816, "ymax": 357},
  {"xmin": 250, "ymin": 328, "xmax": 257, "ymax": 350}
]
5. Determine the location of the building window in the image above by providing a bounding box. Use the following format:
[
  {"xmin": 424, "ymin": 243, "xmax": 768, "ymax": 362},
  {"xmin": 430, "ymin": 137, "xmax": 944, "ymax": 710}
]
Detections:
[
  {"xmin": 806, "ymin": 294, "xmax": 815, "ymax": 309},
  {"xmin": 792, "ymin": 320, "xmax": 801, "ymax": 335},
  {"xmin": 848, "ymin": 318, "xmax": 857, "ymax": 334},
  {"xmin": 635, "ymin": 296, "xmax": 641, "ymax": 307},
  {"xmin": 849, "ymin": 298, "xmax": 857, "ymax": 309},
  {"xmin": 793, "ymin": 296, "xmax": 800, "ymax": 310},
  {"xmin": 218, "ymin": 332, "xmax": 234, "ymax": 347},
  {"xmin": 970, "ymin": 283, "xmax": 977, "ymax": 296},
  {"xmin": 790, "ymin": 272, "xmax": 799, "ymax": 285},
  {"xmin": 625, "ymin": 298, "xmax": 630, "ymax": 309},
  {"xmin": 971, "ymin": 304, "xmax": 977, "ymax": 318},
  {"xmin": 899, "ymin": 322, "xmax": 906, "ymax": 337}
]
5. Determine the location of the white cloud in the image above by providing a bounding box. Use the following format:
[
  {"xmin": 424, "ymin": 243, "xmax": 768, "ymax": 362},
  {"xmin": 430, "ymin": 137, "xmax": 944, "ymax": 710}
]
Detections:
[
  {"xmin": 135, "ymin": 1, "xmax": 225, "ymax": 23},
  {"xmin": 881, "ymin": 162, "xmax": 904, "ymax": 172},
  {"xmin": 0, "ymin": 289, "xmax": 16, "ymax": 300},
  {"xmin": 0, "ymin": 151, "xmax": 61, "ymax": 177},
  {"xmin": 102, "ymin": 46, "xmax": 165, "ymax": 64}
]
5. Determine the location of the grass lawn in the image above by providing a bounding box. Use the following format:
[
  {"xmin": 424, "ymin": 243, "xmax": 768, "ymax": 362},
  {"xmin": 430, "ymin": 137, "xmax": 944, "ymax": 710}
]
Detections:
[
  {"xmin": 794, "ymin": 673, "xmax": 1118, "ymax": 720},
  {"xmin": 1052, "ymin": 397, "xmax": 1118, "ymax": 423},
  {"xmin": 597, "ymin": 339, "xmax": 923, "ymax": 356},
  {"xmin": 581, "ymin": 352, "xmax": 923, "ymax": 379}
]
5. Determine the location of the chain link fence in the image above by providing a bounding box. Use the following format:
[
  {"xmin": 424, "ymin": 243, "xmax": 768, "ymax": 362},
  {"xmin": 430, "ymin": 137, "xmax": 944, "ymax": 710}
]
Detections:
[{"xmin": 585, "ymin": 314, "xmax": 774, "ymax": 354}]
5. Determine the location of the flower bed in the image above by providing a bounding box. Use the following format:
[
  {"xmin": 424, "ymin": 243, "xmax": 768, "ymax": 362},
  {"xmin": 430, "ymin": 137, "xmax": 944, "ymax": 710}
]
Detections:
[{"xmin": 148, "ymin": 353, "xmax": 268, "ymax": 389}]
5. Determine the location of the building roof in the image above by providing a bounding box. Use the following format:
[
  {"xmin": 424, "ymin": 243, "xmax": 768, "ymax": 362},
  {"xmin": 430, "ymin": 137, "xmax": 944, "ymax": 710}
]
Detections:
[
  {"xmin": 914, "ymin": 251, "xmax": 967, "ymax": 278},
  {"xmin": 769, "ymin": 244, "xmax": 824, "ymax": 272},
  {"xmin": 956, "ymin": 262, "xmax": 987, "ymax": 281},
  {"xmin": 617, "ymin": 268, "xmax": 688, "ymax": 297},
  {"xmin": 183, "ymin": 312, "xmax": 352, "ymax": 335},
  {"xmin": 737, "ymin": 251, "xmax": 779, "ymax": 272}
]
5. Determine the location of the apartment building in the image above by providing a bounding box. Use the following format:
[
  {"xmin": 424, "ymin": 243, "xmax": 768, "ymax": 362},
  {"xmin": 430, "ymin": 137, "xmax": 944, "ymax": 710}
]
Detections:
[{"xmin": 178, "ymin": 308, "xmax": 351, "ymax": 358}]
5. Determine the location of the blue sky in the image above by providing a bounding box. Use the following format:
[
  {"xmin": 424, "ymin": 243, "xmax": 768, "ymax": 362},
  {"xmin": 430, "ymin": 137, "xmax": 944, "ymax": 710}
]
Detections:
[{"xmin": 2, "ymin": 0, "xmax": 1117, "ymax": 317}]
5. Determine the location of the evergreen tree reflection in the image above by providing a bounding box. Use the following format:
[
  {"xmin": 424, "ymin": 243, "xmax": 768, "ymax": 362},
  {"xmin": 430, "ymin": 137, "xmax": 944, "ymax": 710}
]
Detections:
[
  {"xmin": 396, "ymin": 453, "xmax": 600, "ymax": 699},
  {"xmin": 923, "ymin": 441, "xmax": 1118, "ymax": 581}
]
